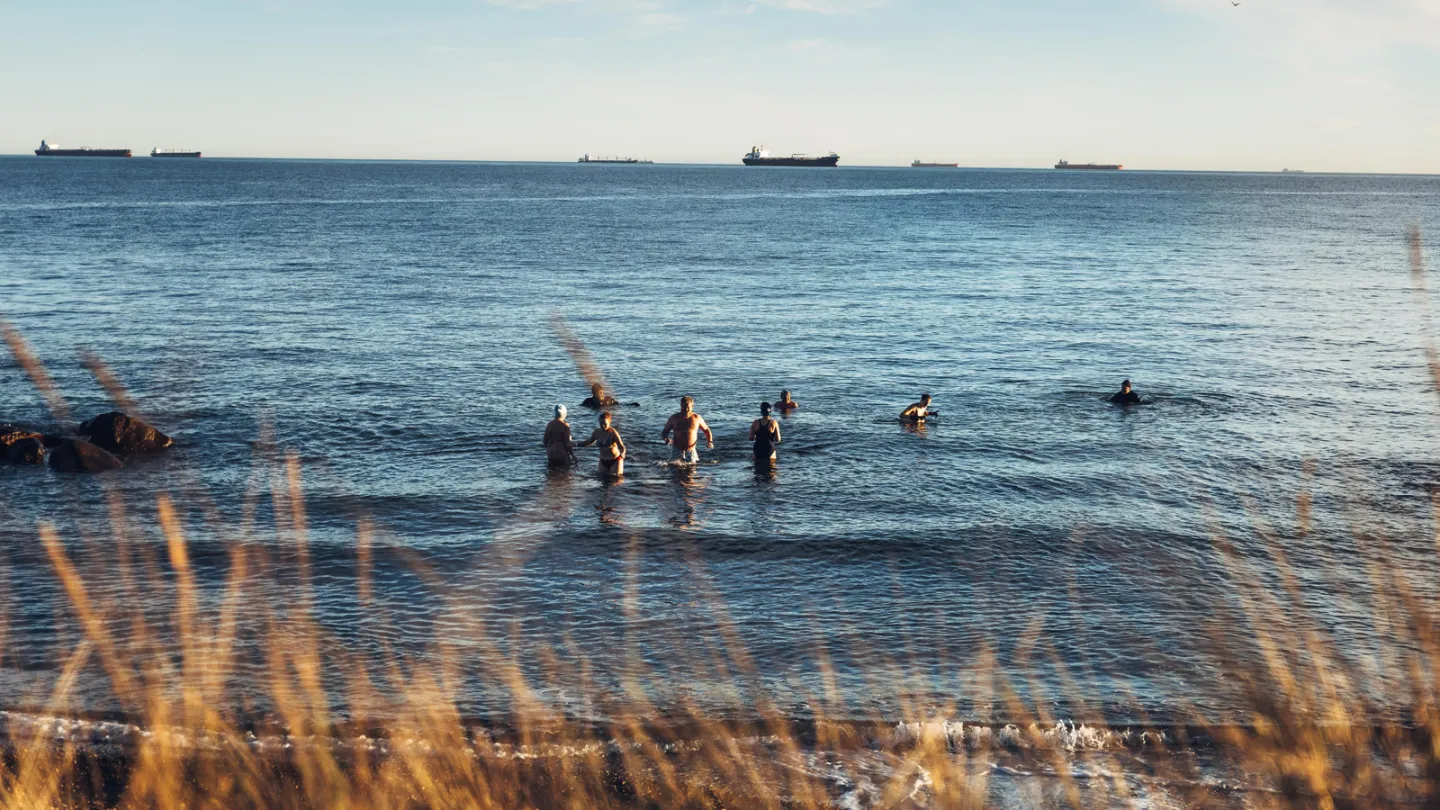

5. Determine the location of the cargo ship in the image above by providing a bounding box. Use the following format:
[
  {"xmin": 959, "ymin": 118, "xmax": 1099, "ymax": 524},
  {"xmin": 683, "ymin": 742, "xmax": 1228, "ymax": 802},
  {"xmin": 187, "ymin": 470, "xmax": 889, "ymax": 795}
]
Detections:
[
  {"xmin": 743, "ymin": 146, "xmax": 840, "ymax": 167},
  {"xmin": 579, "ymin": 154, "xmax": 653, "ymax": 164},
  {"xmin": 912, "ymin": 160, "xmax": 958, "ymax": 168},
  {"xmin": 1054, "ymin": 159, "xmax": 1122, "ymax": 171},
  {"xmin": 151, "ymin": 148, "xmax": 202, "ymax": 158},
  {"xmin": 34, "ymin": 140, "xmax": 131, "ymax": 158}
]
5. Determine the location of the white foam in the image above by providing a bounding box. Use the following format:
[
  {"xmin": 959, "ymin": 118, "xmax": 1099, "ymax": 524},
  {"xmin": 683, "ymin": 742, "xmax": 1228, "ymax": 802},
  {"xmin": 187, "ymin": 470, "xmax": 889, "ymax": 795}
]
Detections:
[{"xmin": 887, "ymin": 719, "xmax": 1167, "ymax": 752}]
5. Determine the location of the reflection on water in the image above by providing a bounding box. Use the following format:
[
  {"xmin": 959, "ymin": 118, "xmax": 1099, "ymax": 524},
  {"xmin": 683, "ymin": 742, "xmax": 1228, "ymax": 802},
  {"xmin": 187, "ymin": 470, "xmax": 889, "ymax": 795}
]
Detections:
[
  {"xmin": 666, "ymin": 463, "xmax": 712, "ymax": 530},
  {"xmin": 900, "ymin": 419, "xmax": 929, "ymax": 438}
]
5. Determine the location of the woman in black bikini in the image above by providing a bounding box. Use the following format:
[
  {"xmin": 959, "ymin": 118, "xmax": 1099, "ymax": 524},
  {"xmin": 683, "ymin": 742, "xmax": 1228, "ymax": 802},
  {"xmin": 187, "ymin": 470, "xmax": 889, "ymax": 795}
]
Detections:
[
  {"xmin": 748, "ymin": 402, "xmax": 782, "ymax": 463},
  {"xmin": 579, "ymin": 411, "xmax": 626, "ymax": 477}
]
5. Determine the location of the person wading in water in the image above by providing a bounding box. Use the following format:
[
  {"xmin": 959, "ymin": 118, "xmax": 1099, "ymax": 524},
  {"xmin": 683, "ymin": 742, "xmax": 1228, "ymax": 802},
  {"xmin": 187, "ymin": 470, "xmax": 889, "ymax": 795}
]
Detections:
[
  {"xmin": 900, "ymin": 393, "xmax": 938, "ymax": 423},
  {"xmin": 1110, "ymin": 379, "xmax": 1142, "ymax": 406},
  {"xmin": 578, "ymin": 411, "xmax": 626, "ymax": 477},
  {"xmin": 749, "ymin": 402, "xmax": 782, "ymax": 463},
  {"xmin": 543, "ymin": 405, "xmax": 576, "ymax": 467},
  {"xmin": 582, "ymin": 383, "xmax": 620, "ymax": 409},
  {"xmin": 661, "ymin": 396, "xmax": 713, "ymax": 464}
]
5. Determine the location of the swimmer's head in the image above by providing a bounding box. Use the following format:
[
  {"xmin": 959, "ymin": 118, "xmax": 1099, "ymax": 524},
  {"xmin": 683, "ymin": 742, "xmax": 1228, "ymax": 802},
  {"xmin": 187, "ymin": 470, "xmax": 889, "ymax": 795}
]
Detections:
[
  {"xmin": 599, "ymin": 411, "xmax": 612, "ymax": 426},
  {"xmin": 780, "ymin": 390, "xmax": 792, "ymax": 401},
  {"xmin": 1120, "ymin": 379, "xmax": 1132, "ymax": 393},
  {"xmin": 760, "ymin": 401, "xmax": 772, "ymax": 415},
  {"xmin": 921, "ymin": 393, "xmax": 933, "ymax": 405},
  {"xmin": 680, "ymin": 396, "xmax": 694, "ymax": 413},
  {"xmin": 555, "ymin": 404, "xmax": 567, "ymax": 421},
  {"xmin": 591, "ymin": 382, "xmax": 604, "ymax": 397}
]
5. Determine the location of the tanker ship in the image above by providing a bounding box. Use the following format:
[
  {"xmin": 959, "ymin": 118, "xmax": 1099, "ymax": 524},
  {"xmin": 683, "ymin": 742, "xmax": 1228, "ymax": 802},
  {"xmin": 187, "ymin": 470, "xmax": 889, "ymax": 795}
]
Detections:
[
  {"xmin": 1054, "ymin": 159, "xmax": 1122, "ymax": 170},
  {"xmin": 579, "ymin": 154, "xmax": 653, "ymax": 164},
  {"xmin": 743, "ymin": 146, "xmax": 839, "ymax": 167},
  {"xmin": 912, "ymin": 160, "xmax": 958, "ymax": 168},
  {"xmin": 151, "ymin": 147, "xmax": 202, "ymax": 158},
  {"xmin": 34, "ymin": 140, "xmax": 131, "ymax": 158}
]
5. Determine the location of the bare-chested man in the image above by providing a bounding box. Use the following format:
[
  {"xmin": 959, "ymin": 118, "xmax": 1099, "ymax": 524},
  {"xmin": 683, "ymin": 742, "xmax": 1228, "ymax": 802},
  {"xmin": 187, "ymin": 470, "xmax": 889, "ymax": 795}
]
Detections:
[
  {"xmin": 661, "ymin": 396, "xmax": 713, "ymax": 464},
  {"xmin": 900, "ymin": 393, "xmax": 938, "ymax": 423},
  {"xmin": 543, "ymin": 405, "xmax": 575, "ymax": 467}
]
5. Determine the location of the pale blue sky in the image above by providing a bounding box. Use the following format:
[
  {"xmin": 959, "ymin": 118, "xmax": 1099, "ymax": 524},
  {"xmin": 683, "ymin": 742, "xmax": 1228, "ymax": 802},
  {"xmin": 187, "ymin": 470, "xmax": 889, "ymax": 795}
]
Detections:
[{"xmin": 4, "ymin": 0, "xmax": 1437, "ymax": 171}]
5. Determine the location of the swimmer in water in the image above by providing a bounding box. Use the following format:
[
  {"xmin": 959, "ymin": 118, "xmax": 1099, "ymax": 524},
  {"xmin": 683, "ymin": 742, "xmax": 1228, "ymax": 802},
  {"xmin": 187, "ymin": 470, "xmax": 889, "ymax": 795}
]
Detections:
[
  {"xmin": 1110, "ymin": 379, "xmax": 1142, "ymax": 406},
  {"xmin": 775, "ymin": 390, "xmax": 798, "ymax": 414},
  {"xmin": 661, "ymin": 396, "xmax": 713, "ymax": 464},
  {"xmin": 581, "ymin": 382, "xmax": 620, "ymax": 409},
  {"xmin": 749, "ymin": 401, "xmax": 782, "ymax": 462},
  {"xmin": 900, "ymin": 393, "xmax": 937, "ymax": 423},
  {"xmin": 578, "ymin": 411, "xmax": 626, "ymax": 477},
  {"xmin": 542, "ymin": 405, "xmax": 576, "ymax": 467}
]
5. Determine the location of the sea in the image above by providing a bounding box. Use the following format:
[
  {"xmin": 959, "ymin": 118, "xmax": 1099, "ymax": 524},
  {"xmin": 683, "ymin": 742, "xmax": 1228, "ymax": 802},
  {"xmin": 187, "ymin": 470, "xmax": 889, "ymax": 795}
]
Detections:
[{"xmin": 2, "ymin": 156, "xmax": 1439, "ymax": 806}]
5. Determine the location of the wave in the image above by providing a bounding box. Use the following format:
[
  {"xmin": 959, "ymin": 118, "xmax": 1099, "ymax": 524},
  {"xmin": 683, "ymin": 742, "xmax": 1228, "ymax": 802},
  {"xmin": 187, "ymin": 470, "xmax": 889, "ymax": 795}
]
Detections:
[
  {"xmin": 0, "ymin": 706, "xmax": 1194, "ymax": 756},
  {"xmin": 0, "ymin": 708, "xmax": 1284, "ymax": 809},
  {"xmin": 0, "ymin": 708, "xmax": 1179, "ymax": 758}
]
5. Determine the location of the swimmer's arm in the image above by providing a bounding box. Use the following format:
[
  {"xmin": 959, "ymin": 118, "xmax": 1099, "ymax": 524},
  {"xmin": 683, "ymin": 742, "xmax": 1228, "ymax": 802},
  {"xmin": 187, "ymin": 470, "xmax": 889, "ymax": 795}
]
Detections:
[
  {"xmin": 577, "ymin": 430, "xmax": 599, "ymax": 448},
  {"xmin": 747, "ymin": 420, "xmax": 758, "ymax": 441},
  {"xmin": 660, "ymin": 416, "xmax": 675, "ymax": 443},
  {"xmin": 699, "ymin": 417, "xmax": 713, "ymax": 447},
  {"xmin": 614, "ymin": 433, "xmax": 626, "ymax": 458},
  {"xmin": 773, "ymin": 421, "xmax": 781, "ymax": 444}
]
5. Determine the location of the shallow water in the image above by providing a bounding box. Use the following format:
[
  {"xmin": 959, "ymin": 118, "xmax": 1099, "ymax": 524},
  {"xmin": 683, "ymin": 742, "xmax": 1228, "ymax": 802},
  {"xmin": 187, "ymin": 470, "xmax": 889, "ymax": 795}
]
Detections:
[{"xmin": 2, "ymin": 158, "xmax": 1439, "ymax": 733}]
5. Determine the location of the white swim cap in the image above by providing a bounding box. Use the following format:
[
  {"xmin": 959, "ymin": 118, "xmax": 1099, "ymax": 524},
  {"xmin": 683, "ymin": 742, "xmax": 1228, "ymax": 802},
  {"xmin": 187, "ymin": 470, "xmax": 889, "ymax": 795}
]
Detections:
[{"xmin": 555, "ymin": 404, "xmax": 567, "ymax": 420}]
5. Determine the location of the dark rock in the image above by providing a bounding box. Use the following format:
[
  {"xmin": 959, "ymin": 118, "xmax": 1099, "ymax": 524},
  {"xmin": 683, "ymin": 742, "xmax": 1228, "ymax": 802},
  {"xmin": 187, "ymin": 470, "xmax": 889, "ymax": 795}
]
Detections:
[
  {"xmin": 41, "ymin": 434, "xmax": 66, "ymax": 448},
  {"xmin": 1, "ymin": 426, "xmax": 44, "ymax": 458},
  {"xmin": 6, "ymin": 436, "xmax": 45, "ymax": 464},
  {"xmin": 78, "ymin": 412, "xmax": 174, "ymax": 454},
  {"xmin": 48, "ymin": 439, "xmax": 124, "ymax": 473}
]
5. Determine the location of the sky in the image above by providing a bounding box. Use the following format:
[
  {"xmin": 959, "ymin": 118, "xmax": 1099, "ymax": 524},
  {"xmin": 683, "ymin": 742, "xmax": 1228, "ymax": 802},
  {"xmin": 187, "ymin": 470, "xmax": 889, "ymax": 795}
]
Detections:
[{"xmin": 2, "ymin": 0, "xmax": 1438, "ymax": 171}]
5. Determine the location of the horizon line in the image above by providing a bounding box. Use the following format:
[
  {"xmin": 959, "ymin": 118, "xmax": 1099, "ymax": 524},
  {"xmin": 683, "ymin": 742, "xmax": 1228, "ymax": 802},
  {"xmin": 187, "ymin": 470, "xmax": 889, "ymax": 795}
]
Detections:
[{"xmin": 3, "ymin": 154, "xmax": 1436, "ymax": 177}]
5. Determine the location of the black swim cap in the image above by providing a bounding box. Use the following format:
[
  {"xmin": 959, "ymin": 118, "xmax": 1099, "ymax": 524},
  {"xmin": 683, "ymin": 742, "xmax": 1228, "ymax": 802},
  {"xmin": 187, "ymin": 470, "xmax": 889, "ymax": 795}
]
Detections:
[{"xmin": 760, "ymin": 401, "xmax": 772, "ymax": 415}]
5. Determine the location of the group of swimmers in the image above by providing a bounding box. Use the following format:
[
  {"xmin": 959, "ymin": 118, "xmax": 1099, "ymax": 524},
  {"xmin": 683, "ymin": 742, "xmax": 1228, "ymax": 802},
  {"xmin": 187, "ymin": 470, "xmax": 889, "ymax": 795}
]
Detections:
[
  {"xmin": 544, "ymin": 380, "xmax": 1144, "ymax": 477},
  {"xmin": 544, "ymin": 384, "xmax": 800, "ymax": 476}
]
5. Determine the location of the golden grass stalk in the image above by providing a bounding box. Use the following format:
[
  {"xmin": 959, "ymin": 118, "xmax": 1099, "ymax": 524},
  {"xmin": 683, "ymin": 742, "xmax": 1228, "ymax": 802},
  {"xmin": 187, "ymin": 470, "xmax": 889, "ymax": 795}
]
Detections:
[
  {"xmin": 550, "ymin": 312, "xmax": 613, "ymax": 396},
  {"xmin": 1, "ymin": 319, "xmax": 72, "ymax": 425}
]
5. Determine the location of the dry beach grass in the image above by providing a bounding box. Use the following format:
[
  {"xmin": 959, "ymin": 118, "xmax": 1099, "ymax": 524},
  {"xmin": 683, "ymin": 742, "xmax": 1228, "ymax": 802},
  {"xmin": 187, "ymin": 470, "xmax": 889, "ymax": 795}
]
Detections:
[{"xmin": 0, "ymin": 231, "xmax": 1438, "ymax": 808}]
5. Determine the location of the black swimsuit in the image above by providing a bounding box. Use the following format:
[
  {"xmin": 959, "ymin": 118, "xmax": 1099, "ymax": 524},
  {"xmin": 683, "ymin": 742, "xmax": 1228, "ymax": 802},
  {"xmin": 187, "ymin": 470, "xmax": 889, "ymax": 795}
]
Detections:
[{"xmin": 752, "ymin": 418, "xmax": 779, "ymax": 460}]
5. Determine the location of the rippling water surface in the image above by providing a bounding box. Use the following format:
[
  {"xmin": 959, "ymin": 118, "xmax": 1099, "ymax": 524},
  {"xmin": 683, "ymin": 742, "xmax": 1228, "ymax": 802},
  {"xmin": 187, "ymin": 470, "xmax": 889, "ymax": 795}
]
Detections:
[{"xmin": 2, "ymin": 157, "xmax": 1439, "ymax": 728}]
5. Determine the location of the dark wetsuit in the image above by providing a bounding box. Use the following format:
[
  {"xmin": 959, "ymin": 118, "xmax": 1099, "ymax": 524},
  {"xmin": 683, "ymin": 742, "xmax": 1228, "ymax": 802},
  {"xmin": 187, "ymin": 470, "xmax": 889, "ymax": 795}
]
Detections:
[
  {"xmin": 1110, "ymin": 390, "xmax": 1142, "ymax": 406},
  {"xmin": 751, "ymin": 417, "xmax": 780, "ymax": 461},
  {"xmin": 582, "ymin": 395, "xmax": 620, "ymax": 409}
]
